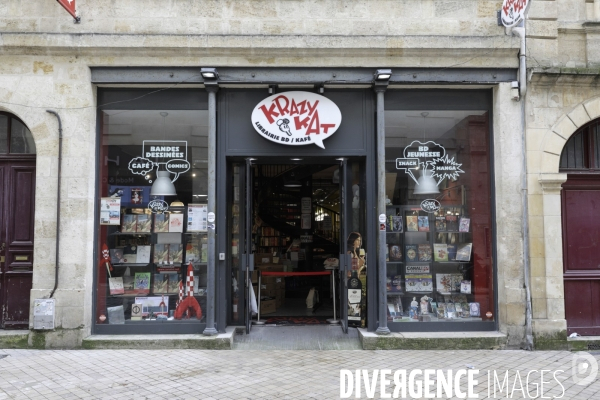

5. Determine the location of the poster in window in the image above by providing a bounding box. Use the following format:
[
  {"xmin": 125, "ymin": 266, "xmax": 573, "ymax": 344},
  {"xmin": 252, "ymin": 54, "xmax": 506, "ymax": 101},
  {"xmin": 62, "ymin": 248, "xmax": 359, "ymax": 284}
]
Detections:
[
  {"xmin": 187, "ymin": 204, "xmax": 208, "ymax": 232},
  {"xmin": 100, "ymin": 197, "xmax": 121, "ymax": 225}
]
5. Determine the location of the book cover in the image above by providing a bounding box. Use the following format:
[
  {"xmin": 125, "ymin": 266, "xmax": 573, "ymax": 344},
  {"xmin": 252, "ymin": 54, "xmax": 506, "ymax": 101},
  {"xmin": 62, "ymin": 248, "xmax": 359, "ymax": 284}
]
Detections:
[
  {"xmin": 405, "ymin": 244, "xmax": 418, "ymax": 262},
  {"xmin": 389, "ymin": 245, "xmax": 402, "ymax": 261},
  {"xmin": 169, "ymin": 243, "xmax": 183, "ymax": 264},
  {"xmin": 435, "ymin": 216, "xmax": 446, "ymax": 231},
  {"xmin": 417, "ymin": 216, "xmax": 430, "ymax": 232},
  {"xmin": 107, "ymin": 305, "xmax": 125, "ymax": 324},
  {"xmin": 417, "ymin": 244, "xmax": 432, "ymax": 262},
  {"xmin": 166, "ymin": 273, "xmax": 180, "ymax": 293},
  {"xmin": 131, "ymin": 188, "xmax": 143, "ymax": 205},
  {"xmin": 455, "ymin": 302, "xmax": 463, "ymax": 317},
  {"xmin": 469, "ymin": 302, "xmax": 481, "ymax": 317},
  {"xmin": 108, "ymin": 277, "xmax": 124, "ymax": 295},
  {"xmin": 136, "ymin": 214, "xmax": 152, "ymax": 233},
  {"xmin": 391, "ymin": 216, "xmax": 403, "ymax": 232},
  {"xmin": 123, "ymin": 276, "xmax": 135, "ymax": 294},
  {"xmin": 385, "ymin": 244, "xmax": 389, "ymax": 262},
  {"xmin": 452, "ymin": 294, "xmax": 468, "ymax": 304},
  {"xmin": 121, "ymin": 214, "xmax": 137, "ymax": 233},
  {"xmin": 122, "ymin": 245, "xmax": 137, "ymax": 264},
  {"xmin": 446, "ymin": 215, "xmax": 458, "ymax": 231},
  {"xmin": 433, "ymin": 243, "xmax": 449, "ymax": 262},
  {"xmin": 437, "ymin": 274, "xmax": 454, "ymax": 294},
  {"xmin": 456, "ymin": 243, "xmax": 472, "ymax": 261},
  {"xmin": 461, "ymin": 302, "xmax": 471, "ymax": 318},
  {"xmin": 153, "ymin": 244, "xmax": 169, "ymax": 264},
  {"xmin": 387, "ymin": 275, "xmax": 403, "ymax": 293},
  {"xmin": 110, "ymin": 248, "xmax": 125, "ymax": 264},
  {"xmin": 136, "ymin": 245, "xmax": 151, "ymax": 264},
  {"xmin": 405, "ymin": 274, "xmax": 433, "ymax": 292},
  {"xmin": 153, "ymin": 213, "xmax": 169, "ymax": 233},
  {"xmin": 460, "ymin": 280, "xmax": 472, "ymax": 294},
  {"xmin": 169, "ymin": 213, "xmax": 184, "ymax": 233},
  {"xmin": 459, "ymin": 217, "xmax": 470, "ymax": 233},
  {"xmin": 436, "ymin": 303, "xmax": 446, "ymax": 319},
  {"xmin": 446, "ymin": 302, "xmax": 456, "ymax": 318},
  {"xmin": 447, "ymin": 245, "xmax": 457, "ymax": 261},
  {"xmin": 406, "ymin": 216, "xmax": 418, "ymax": 232},
  {"xmin": 153, "ymin": 273, "xmax": 169, "ymax": 294},
  {"xmin": 201, "ymin": 242, "xmax": 208, "ymax": 263},
  {"xmin": 185, "ymin": 240, "xmax": 200, "ymax": 263},
  {"xmin": 133, "ymin": 272, "xmax": 151, "ymax": 294}
]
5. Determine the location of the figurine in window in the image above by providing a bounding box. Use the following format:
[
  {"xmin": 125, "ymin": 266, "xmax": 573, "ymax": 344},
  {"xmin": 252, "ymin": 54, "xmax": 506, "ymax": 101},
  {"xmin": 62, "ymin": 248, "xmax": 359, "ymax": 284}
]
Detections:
[
  {"xmin": 420, "ymin": 295, "xmax": 430, "ymax": 315},
  {"xmin": 410, "ymin": 297, "xmax": 418, "ymax": 319}
]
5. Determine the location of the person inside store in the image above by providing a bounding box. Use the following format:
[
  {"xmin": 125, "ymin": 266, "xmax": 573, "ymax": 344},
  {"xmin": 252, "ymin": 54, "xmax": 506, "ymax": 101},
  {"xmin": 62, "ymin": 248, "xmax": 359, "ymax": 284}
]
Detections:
[{"xmin": 347, "ymin": 232, "xmax": 365, "ymax": 275}]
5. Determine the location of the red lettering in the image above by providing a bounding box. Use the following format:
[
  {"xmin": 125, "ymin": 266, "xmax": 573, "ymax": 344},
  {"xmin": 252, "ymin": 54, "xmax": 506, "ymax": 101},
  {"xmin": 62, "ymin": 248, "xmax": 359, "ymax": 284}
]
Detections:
[
  {"xmin": 297, "ymin": 100, "xmax": 307, "ymax": 115},
  {"xmin": 306, "ymin": 100, "xmax": 319, "ymax": 116},
  {"xmin": 273, "ymin": 95, "xmax": 289, "ymax": 116},
  {"xmin": 290, "ymin": 100, "xmax": 299, "ymax": 115},
  {"xmin": 294, "ymin": 115, "xmax": 310, "ymax": 130},
  {"xmin": 259, "ymin": 103, "xmax": 279, "ymax": 124},
  {"xmin": 321, "ymin": 123, "xmax": 335, "ymax": 134},
  {"xmin": 306, "ymin": 111, "xmax": 321, "ymax": 135}
]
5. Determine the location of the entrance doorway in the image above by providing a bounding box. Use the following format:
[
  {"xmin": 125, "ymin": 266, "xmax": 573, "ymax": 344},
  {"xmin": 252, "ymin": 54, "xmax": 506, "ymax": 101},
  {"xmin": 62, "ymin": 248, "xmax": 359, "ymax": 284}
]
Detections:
[
  {"xmin": 0, "ymin": 112, "xmax": 36, "ymax": 329},
  {"xmin": 228, "ymin": 158, "xmax": 368, "ymax": 335}
]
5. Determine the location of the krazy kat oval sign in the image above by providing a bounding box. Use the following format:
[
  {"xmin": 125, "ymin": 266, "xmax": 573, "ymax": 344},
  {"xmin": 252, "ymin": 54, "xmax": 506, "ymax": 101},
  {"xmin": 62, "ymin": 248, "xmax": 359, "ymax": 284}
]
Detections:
[{"xmin": 251, "ymin": 91, "xmax": 342, "ymax": 149}]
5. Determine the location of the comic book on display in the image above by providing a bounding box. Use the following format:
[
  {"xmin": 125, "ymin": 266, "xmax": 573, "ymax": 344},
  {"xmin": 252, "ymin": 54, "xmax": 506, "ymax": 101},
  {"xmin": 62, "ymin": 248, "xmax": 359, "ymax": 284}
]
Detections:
[
  {"xmin": 405, "ymin": 245, "xmax": 418, "ymax": 262},
  {"xmin": 406, "ymin": 216, "xmax": 418, "ymax": 232},
  {"xmin": 133, "ymin": 272, "xmax": 151, "ymax": 295},
  {"xmin": 153, "ymin": 214, "xmax": 169, "ymax": 233},
  {"xmin": 456, "ymin": 243, "xmax": 472, "ymax": 262},
  {"xmin": 108, "ymin": 277, "xmax": 124, "ymax": 295},
  {"xmin": 386, "ymin": 275, "xmax": 403, "ymax": 293},
  {"xmin": 417, "ymin": 216, "xmax": 429, "ymax": 232},
  {"xmin": 121, "ymin": 214, "xmax": 137, "ymax": 233},
  {"xmin": 445, "ymin": 215, "xmax": 458, "ymax": 231},
  {"xmin": 417, "ymin": 244, "xmax": 432, "ymax": 262},
  {"xmin": 136, "ymin": 214, "xmax": 152, "ymax": 233},
  {"xmin": 433, "ymin": 243, "xmax": 448, "ymax": 262},
  {"xmin": 405, "ymin": 274, "xmax": 433, "ymax": 292},
  {"xmin": 389, "ymin": 244, "xmax": 402, "ymax": 261},
  {"xmin": 459, "ymin": 217, "xmax": 470, "ymax": 233},
  {"xmin": 435, "ymin": 216, "xmax": 446, "ymax": 231}
]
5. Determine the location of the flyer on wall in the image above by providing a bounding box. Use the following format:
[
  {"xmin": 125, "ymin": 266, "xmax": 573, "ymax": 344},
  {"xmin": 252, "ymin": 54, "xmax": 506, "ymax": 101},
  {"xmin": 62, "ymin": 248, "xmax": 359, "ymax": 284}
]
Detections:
[
  {"xmin": 187, "ymin": 204, "xmax": 208, "ymax": 232},
  {"xmin": 100, "ymin": 197, "xmax": 121, "ymax": 225}
]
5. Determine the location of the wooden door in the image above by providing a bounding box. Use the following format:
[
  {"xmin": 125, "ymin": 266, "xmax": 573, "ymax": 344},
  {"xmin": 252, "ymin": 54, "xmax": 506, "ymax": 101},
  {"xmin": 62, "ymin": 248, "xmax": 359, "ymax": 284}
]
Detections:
[
  {"xmin": 0, "ymin": 160, "xmax": 36, "ymax": 329},
  {"xmin": 562, "ymin": 175, "xmax": 600, "ymax": 335}
]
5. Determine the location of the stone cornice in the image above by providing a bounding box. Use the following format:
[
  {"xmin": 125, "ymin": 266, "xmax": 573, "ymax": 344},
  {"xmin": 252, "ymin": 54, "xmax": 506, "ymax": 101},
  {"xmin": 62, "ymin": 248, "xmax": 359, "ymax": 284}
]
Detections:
[{"xmin": 538, "ymin": 173, "xmax": 568, "ymax": 194}]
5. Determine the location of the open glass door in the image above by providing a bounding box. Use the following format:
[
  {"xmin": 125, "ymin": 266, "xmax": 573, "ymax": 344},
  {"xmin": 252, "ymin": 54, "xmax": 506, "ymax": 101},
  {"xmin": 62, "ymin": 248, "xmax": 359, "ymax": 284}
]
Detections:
[
  {"xmin": 338, "ymin": 158, "xmax": 349, "ymax": 333},
  {"xmin": 243, "ymin": 158, "xmax": 255, "ymax": 334}
]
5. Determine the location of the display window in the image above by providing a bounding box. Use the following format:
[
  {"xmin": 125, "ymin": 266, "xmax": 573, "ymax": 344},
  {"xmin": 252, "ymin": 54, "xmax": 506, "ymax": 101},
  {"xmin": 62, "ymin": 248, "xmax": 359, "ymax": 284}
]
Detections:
[
  {"xmin": 94, "ymin": 89, "xmax": 209, "ymax": 333},
  {"xmin": 384, "ymin": 90, "xmax": 495, "ymax": 329}
]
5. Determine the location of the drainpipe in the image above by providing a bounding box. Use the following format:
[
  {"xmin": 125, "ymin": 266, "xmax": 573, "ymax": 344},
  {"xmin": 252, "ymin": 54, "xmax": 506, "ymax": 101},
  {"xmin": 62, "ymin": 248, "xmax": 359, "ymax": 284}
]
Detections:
[
  {"xmin": 509, "ymin": 21, "xmax": 527, "ymax": 98},
  {"xmin": 46, "ymin": 110, "xmax": 62, "ymax": 299}
]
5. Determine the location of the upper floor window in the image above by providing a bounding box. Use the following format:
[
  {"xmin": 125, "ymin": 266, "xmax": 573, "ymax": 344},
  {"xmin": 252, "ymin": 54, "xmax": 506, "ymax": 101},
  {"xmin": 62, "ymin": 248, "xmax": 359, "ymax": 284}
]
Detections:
[
  {"xmin": 0, "ymin": 112, "xmax": 36, "ymax": 154},
  {"xmin": 560, "ymin": 119, "xmax": 599, "ymax": 171}
]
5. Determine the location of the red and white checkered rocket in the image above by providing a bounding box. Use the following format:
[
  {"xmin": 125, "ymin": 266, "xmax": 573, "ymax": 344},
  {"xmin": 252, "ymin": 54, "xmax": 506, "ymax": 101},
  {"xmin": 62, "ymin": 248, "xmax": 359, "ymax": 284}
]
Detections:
[{"xmin": 186, "ymin": 262, "xmax": 194, "ymax": 297}]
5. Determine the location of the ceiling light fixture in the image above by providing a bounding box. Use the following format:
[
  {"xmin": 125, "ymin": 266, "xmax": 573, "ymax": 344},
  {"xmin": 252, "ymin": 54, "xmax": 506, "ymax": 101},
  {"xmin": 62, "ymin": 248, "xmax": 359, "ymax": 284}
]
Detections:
[{"xmin": 375, "ymin": 69, "xmax": 392, "ymax": 80}]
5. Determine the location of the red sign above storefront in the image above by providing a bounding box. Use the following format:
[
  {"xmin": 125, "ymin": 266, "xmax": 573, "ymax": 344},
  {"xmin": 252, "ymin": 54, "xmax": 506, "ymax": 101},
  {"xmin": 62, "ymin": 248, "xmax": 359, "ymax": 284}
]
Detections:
[
  {"xmin": 56, "ymin": 0, "xmax": 77, "ymax": 20},
  {"xmin": 500, "ymin": 0, "xmax": 530, "ymax": 28},
  {"xmin": 251, "ymin": 91, "xmax": 342, "ymax": 149}
]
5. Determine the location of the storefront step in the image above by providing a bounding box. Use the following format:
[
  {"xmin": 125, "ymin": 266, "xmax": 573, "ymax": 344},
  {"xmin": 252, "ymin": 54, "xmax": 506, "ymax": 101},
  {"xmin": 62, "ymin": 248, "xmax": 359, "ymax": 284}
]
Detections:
[
  {"xmin": 358, "ymin": 329, "xmax": 507, "ymax": 350},
  {"xmin": 0, "ymin": 330, "xmax": 29, "ymax": 349},
  {"xmin": 82, "ymin": 327, "xmax": 235, "ymax": 350},
  {"xmin": 567, "ymin": 336, "xmax": 600, "ymax": 352}
]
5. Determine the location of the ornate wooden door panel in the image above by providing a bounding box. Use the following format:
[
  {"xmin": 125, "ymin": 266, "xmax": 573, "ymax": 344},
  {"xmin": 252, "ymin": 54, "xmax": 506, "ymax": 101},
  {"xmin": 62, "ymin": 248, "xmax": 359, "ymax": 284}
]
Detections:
[{"xmin": 1, "ymin": 162, "xmax": 36, "ymax": 329}]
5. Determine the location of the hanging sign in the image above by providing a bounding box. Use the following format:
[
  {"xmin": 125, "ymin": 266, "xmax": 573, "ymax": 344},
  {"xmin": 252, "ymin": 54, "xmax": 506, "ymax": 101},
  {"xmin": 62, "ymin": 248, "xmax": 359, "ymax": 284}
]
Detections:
[
  {"xmin": 500, "ymin": 0, "xmax": 531, "ymax": 28},
  {"xmin": 56, "ymin": 0, "xmax": 78, "ymax": 20},
  {"xmin": 420, "ymin": 199, "xmax": 441, "ymax": 213},
  {"xmin": 128, "ymin": 140, "xmax": 191, "ymax": 185},
  {"xmin": 396, "ymin": 140, "xmax": 464, "ymax": 188},
  {"xmin": 251, "ymin": 91, "xmax": 342, "ymax": 149},
  {"xmin": 148, "ymin": 199, "xmax": 169, "ymax": 214}
]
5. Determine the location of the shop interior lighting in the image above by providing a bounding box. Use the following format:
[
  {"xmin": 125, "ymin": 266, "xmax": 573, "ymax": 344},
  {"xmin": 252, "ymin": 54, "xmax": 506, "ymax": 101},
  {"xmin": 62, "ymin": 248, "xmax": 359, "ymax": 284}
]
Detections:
[
  {"xmin": 201, "ymin": 68, "xmax": 219, "ymax": 80},
  {"xmin": 375, "ymin": 69, "xmax": 392, "ymax": 80},
  {"xmin": 284, "ymin": 172, "xmax": 302, "ymax": 188},
  {"xmin": 170, "ymin": 200, "xmax": 185, "ymax": 213},
  {"xmin": 413, "ymin": 111, "xmax": 439, "ymax": 195},
  {"xmin": 290, "ymin": 158, "xmax": 303, "ymax": 161},
  {"xmin": 150, "ymin": 112, "xmax": 178, "ymax": 196}
]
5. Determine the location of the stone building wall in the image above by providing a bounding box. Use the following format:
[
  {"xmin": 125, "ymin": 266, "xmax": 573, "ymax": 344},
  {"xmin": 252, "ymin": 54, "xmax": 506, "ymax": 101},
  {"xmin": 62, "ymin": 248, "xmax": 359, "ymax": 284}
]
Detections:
[{"xmin": 2, "ymin": 0, "xmax": 586, "ymax": 348}]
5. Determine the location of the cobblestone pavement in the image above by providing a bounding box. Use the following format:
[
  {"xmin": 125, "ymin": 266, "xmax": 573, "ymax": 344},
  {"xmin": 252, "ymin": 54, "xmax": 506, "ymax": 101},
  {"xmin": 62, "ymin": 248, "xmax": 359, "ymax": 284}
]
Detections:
[{"xmin": 0, "ymin": 349, "xmax": 599, "ymax": 399}]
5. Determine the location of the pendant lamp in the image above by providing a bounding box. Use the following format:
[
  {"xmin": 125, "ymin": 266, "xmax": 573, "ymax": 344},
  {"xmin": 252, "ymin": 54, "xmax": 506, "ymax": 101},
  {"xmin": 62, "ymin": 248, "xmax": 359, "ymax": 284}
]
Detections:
[
  {"xmin": 150, "ymin": 171, "xmax": 177, "ymax": 196},
  {"xmin": 284, "ymin": 172, "xmax": 302, "ymax": 188},
  {"xmin": 413, "ymin": 169, "xmax": 440, "ymax": 195}
]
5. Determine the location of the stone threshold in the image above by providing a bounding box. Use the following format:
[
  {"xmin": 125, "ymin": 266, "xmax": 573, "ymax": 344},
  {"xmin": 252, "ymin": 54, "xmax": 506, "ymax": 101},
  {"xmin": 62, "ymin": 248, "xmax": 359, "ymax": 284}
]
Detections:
[
  {"xmin": 82, "ymin": 326, "xmax": 235, "ymax": 350},
  {"xmin": 358, "ymin": 329, "xmax": 507, "ymax": 350},
  {"xmin": 0, "ymin": 330, "xmax": 30, "ymax": 349},
  {"xmin": 567, "ymin": 336, "xmax": 600, "ymax": 352}
]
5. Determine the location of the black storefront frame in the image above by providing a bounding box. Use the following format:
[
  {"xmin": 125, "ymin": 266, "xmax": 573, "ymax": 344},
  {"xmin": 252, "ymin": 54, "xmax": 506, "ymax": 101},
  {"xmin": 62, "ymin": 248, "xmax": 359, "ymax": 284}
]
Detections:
[
  {"xmin": 89, "ymin": 68, "xmax": 510, "ymax": 335},
  {"xmin": 384, "ymin": 89, "xmax": 498, "ymax": 332}
]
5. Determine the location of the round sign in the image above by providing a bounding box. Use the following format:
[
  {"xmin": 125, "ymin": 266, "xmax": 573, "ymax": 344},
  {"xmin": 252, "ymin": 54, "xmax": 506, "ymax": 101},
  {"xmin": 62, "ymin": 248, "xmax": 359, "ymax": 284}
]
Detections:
[
  {"xmin": 379, "ymin": 214, "xmax": 387, "ymax": 223},
  {"xmin": 420, "ymin": 199, "xmax": 441, "ymax": 213},
  {"xmin": 148, "ymin": 199, "xmax": 169, "ymax": 214},
  {"xmin": 500, "ymin": 0, "xmax": 531, "ymax": 28},
  {"xmin": 207, "ymin": 212, "xmax": 215, "ymax": 222},
  {"xmin": 251, "ymin": 91, "xmax": 342, "ymax": 149}
]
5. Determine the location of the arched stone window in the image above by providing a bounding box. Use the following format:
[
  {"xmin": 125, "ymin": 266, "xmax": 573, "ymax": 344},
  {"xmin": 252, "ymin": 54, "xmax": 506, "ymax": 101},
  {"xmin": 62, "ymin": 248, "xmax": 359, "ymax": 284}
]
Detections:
[
  {"xmin": 560, "ymin": 119, "xmax": 599, "ymax": 171},
  {"xmin": 0, "ymin": 112, "xmax": 36, "ymax": 155}
]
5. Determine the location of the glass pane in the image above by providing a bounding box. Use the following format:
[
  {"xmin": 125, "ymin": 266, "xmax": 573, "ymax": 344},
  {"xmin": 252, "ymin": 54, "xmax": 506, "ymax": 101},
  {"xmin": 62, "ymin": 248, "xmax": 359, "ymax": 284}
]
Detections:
[
  {"xmin": 10, "ymin": 118, "xmax": 36, "ymax": 154},
  {"xmin": 560, "ymin": 131, "xmax": 585, "ymax": 169},
  {"xmin": 594, "ymin": 124, "xmax": 600, "ymax": 169},
  {"xmin": 384, "ymin": 108, "xmax": 494, "ymax": 324},
  {"xmin": 96, "ymin": 108, "xmax": 209, "ymax": 327},
  {"xmin": 230, "ymin": 163, "xmax": 242, "ymax": 325},
  {"xmin": 0, "ymin": 115, "xmax": 8, "ymax": 153}
]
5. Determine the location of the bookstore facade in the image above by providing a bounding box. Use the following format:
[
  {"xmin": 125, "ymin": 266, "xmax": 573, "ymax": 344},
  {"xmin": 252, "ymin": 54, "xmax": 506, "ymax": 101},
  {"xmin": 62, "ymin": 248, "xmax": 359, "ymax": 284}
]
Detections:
[{"xmin": 90, "ymin": 68, "xmax": 515, "ymax": 336}]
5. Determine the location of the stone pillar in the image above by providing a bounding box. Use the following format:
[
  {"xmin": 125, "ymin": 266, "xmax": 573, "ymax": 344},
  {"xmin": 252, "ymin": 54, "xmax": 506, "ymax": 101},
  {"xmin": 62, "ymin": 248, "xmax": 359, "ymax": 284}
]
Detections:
[
  {"xmin": 595, "ymin": 0, "xmax": 600, "ymax": 21},
  {"xmin": 533, "ymin": 173, "xmax": 568, "ymax": 349}
]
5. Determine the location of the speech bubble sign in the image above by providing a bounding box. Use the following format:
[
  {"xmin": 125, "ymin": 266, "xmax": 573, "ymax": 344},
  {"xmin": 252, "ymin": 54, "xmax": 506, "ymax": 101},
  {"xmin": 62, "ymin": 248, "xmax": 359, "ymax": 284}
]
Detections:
[
  {"xmin": 148, "ymin": 199, "xmax": 169, "ymax": 214},
  {"xmin": 165, "ymin": 159, "xmax": 190, "ymax": 182},
  {"xmin": 403, "ymin": 140, "xmax": 446, "ymax": 168},
  {"xmin": 128, "ymin": 157, "xmax": 155, "ymax": 176},
  {"xmin": 395, "ymin": 157, "xmax": 420, "ymax": 184},
  {"xmin": 432, "ymin": 154, "xmax": 464, "ymax": 185},
  {"xmin": 251, "ymin": 91, "xmax": 342, "ymax": 149}
]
